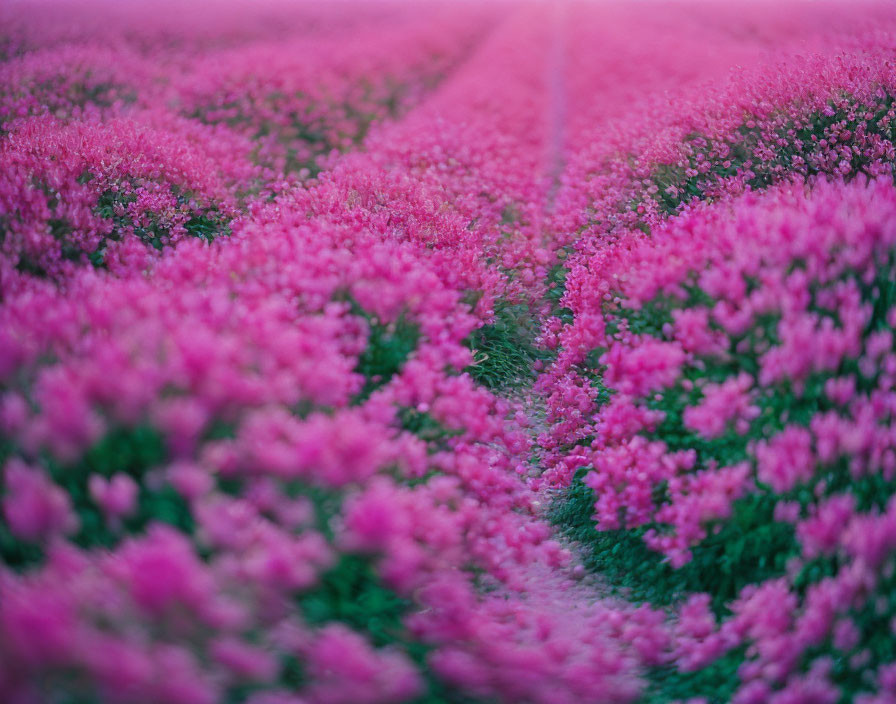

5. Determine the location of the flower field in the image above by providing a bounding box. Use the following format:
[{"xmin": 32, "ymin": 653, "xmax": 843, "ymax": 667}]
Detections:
[{"xmin": 3, "ymin": 1, "xmax": 896, "ymax": 702}]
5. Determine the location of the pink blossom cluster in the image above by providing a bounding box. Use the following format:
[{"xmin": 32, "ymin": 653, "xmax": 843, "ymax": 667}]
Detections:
[{"xmin": 0, "ymin": 112, "xmax": 258, "ymax": 283}]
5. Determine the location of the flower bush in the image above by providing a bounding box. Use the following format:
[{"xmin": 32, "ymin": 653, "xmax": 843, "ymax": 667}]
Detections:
[
  {"xmin": 539, "ymin": 6, "xmax": 896, "ymax": 701},
  {"xmin": 0, "ymin": 113, "xmax": 258, "ymax": 282}
]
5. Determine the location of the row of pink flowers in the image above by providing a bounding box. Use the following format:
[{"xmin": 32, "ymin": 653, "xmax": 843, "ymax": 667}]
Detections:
[{"xmin": 533, "ymin": 4, "xmax": 896, "ymax": 696}]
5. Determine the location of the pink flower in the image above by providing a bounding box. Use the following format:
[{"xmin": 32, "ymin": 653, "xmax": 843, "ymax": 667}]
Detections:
[
  {"xmin": 88, "ymin": 473, "xmax": 139, "ymax": 520},
  {"xmin": 756, "ymin": 426, "xmax": 815, "ymax": 493},
  {"xmin": 683, "ymin": 373, "xmax": 757, "ymax": 439},
  {"xmin": 2, "ymin": 459, "xmax": 78, "ymax": 542}
]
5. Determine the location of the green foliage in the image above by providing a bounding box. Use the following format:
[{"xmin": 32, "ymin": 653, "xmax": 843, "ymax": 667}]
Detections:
[
  {"xmin": 298, "ymin": 553, "xmax": 411, "ymax": 647},
  {"xmin": 398, "ymin": 407, "xmax": 465, "ymax": 457},
  {"xmin": 224, "ymin": 653, "xmax": 309, "ymax": 704},
  {"xmin": 604, "ymin": 283, "xmax": 715, "ymax": 340},
  {"xmin": 827, "ymin": 568, "xmax": 896, "ymax": 701},
  {"xmin": 290, "ymin": 483, "xmax": 343, "ymax": 541},
  {"xmin": 184, "ymin": 213, "xmax": 226, "ymax": 243},
  {"xmin": 546, "ymin": 262, "xmax": 575, "ymax": 325},
  {"xmin": 0, "ymin": 520, "xmax": 44, "ymax": 569},
  {"xmin": 353, "ymin": 310, "xmax": 420, "ymax": 403},
  {"xmin": 1, "ymin": 425, "xmax": 194, "ymax": 567},
  {"xmin": 297, "ymin": 553, "xmax": 491, "ymax": 704},
  {"xmin": 197, "ymin": 87, "xmax": 404, "ymax": 177},
  {"xmin": 13, "ymin": 254, "xmax": 50, "ymax": 277},
  {"xmin": 466, "ymin": 300, "xmax": 546, "ymax": 389},
  {"xmin": 30, "ymin": 681, "xmax": 102, "ymax": 704},
  {"xmin": 549, "ymin": 476, "xmax": 798, "ymax": 614},
  {"xmin": 0, "ymin": 437, "xmax": 40, "ymax": 567},
  {"xmin": 768, "ymin": 556, "xmax": 896, "ymax": 704},
  {"xmin": 864, "ymin": 251, "xmax": 896, "ymax": 333},
  {"xmin": 94, "ymin": 189, "xmax": 157, "ymax": 248},
  {"xmin": 545, "ymin": 263, "xmax": 565, "ymax": 304},
  {"xmin": 640, "ymin": 647, "xmax": 747, "ymax": 704},
  {"xmin": 48, "ymin": 425, "xmax": 193, "ymax": 549}
]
